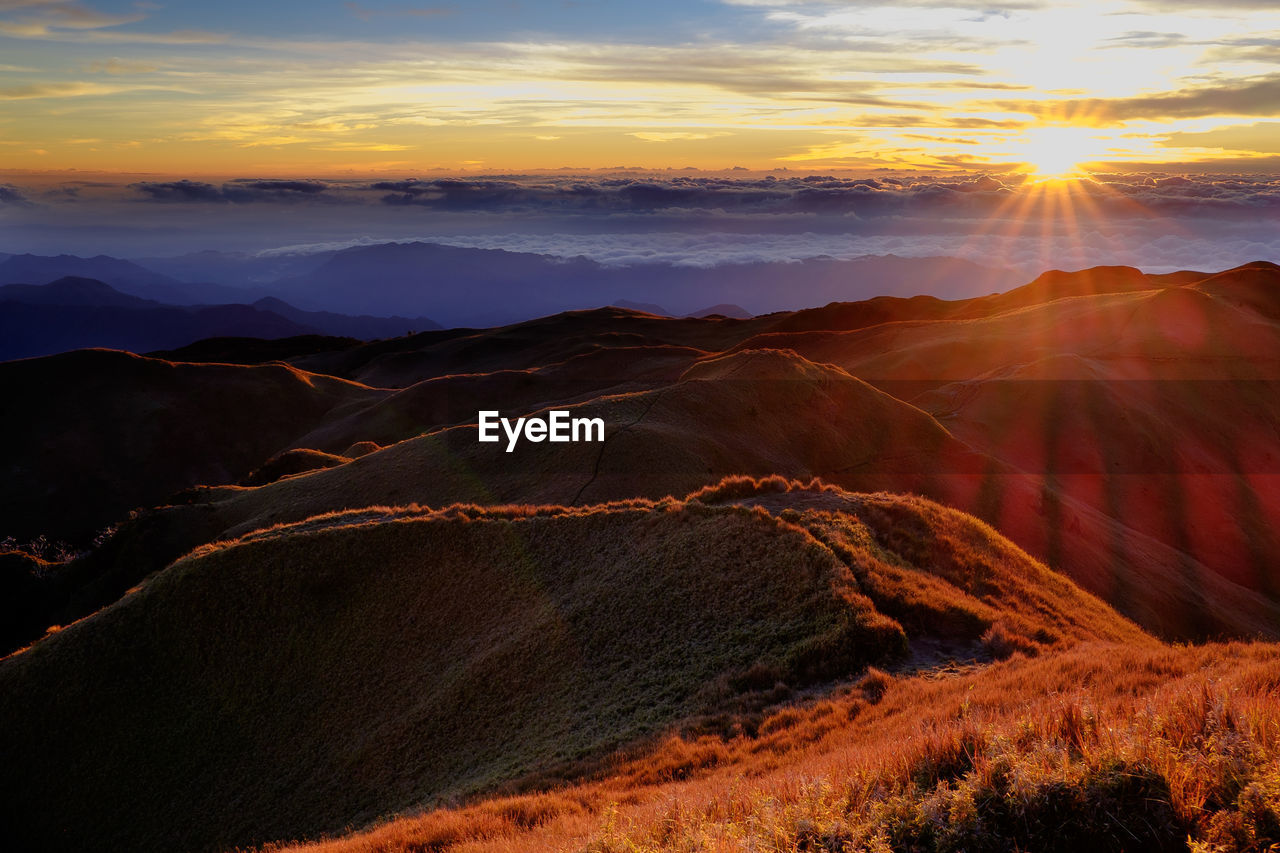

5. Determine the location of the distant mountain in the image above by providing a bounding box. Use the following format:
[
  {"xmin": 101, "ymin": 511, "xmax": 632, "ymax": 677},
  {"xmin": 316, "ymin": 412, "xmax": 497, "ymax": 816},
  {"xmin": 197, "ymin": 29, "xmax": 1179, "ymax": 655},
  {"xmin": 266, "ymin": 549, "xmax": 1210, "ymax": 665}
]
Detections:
[
  {"xmin": 270, "ymin": 241, "xmax": 606, "ymax": 325},
  {"xmin": 0, "ymin": 277, "xmax": 316, "ymax": 360},
  {"xmin": 147, "ymin": 335, "xmax": 362, "ymax": 366},
  {"xmin": 687, "ymin": 303, "xmax": 752, "ymax": 319},
  {"xmin": 0, "ymin": 276, "xmax": 157, "ymax": 309},
  {"xmin": 612, "ymin": 298, "xmax": 671, "ymax": 316},
  {"xmin": 0, "ymin": 277, "xmax": 445, "ymax": 360},
  {"xmin": 253, "ymin": 296, "xmax": 440, "ymax": 338},
  {"xmin": 0, "ymin": 303, "xmax": 316, "ymax": 362},
  {"xmin": 0, "ymin": 253, "xmax": 192, "ymax": 303},
  {"xmin": 270, "ymin": 241, "xmax": 1020, "ymax": 326},
  {"xmin": 133, "ymin": 249, "xmax": 338, "ymax": 289},
  {"xmin": 3, "ymin": 246, "xmax": 1021, "ymax": 327}
]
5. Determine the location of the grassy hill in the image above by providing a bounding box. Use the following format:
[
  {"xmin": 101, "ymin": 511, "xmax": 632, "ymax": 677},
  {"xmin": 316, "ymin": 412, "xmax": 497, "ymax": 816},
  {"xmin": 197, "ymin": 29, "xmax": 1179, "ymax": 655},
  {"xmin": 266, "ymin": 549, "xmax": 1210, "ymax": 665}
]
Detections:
[
  {"xmin": 5, "ymin": 263, "xmax": 1280, "ymax": 853},
  {"xmin": 10, "ymin": 266, "xmax": 1280, "ymax": 655},
  {"xmin": 273, "ymin": 639, "xmax": 1280, "ymax": 853},
  {"xmin": 0, "ymin": 481, "xmax": 1145, "ymax": 852},
  {"xmin": 0, "ymin": 349, "xmax": 381, "ymax": 547},
  {"xmin": 52, "ymin": 345, "xmax": 1275, "ymax": 647}
]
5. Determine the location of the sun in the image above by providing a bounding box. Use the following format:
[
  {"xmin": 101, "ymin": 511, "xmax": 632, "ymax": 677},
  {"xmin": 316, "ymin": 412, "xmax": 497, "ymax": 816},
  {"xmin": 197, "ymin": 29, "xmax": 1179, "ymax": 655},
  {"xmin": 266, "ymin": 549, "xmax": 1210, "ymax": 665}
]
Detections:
[{"xmin": 1018, "ymin": 126, "xmax": 1110, "ymax": 178}]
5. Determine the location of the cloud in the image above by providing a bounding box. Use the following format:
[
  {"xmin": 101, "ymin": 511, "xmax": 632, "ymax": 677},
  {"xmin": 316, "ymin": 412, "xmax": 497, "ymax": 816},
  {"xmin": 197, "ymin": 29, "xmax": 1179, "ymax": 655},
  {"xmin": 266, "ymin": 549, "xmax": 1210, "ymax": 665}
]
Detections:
[
  {"xmin": 1163, "ymin": 122, "xmax": 1280, "ymax": 155},
  {"xmin": 630, "ymin": 132, "xmax": 732, "ymax": 142},
  {"xmin": 367, "ymin": 173, "xmax": 1026, "ymax": 217},
  {"xmin": 719, "ymin": 0, "xmax": 1045, "ymax": 8},
  {"xmin": 990, "ymin": 74, "xmax": 1280, "ymax": 124},
  {"xmin": 356, "ymin": 172, "xmax": 1280, "ymax": 228},
  {"xmin": 0, "ymin": 80, "xmax": 119, "ymax": 99},
  {"xmin": 310, "ymin": 142, "xmax": 412, "ymax": 151},
  {"xmin": 0, "ymin": 184, "xmax": 33, "ymax": 206},
  {"xmin": 130, "ymin": 179, "xmax": 339, "ymax": 204},
  {"xmin": 87, "ymin": 58, "xmax": 160, "ymax": 74},
  {"xmin": 1129, "ymin": 0, "xmax": 1280, "ymax": 8},
  {"xmin": 0, "ymin": 1, "xmax": 143, "ymax": 37},
  {"xmin": 6, "ymin": 168, "xmax": 1279, "ymax": 276},
  {"xmin": 0, "ymin": 0, "xmax": 224, "ymax": 42}
]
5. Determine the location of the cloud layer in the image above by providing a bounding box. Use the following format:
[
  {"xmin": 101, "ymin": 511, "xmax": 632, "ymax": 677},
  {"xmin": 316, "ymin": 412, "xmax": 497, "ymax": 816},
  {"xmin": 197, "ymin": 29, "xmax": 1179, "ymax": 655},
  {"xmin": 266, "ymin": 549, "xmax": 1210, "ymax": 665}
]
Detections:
[{"xmin": 1, "ymin": 170, "xmax": 1275, "ymax": 278}]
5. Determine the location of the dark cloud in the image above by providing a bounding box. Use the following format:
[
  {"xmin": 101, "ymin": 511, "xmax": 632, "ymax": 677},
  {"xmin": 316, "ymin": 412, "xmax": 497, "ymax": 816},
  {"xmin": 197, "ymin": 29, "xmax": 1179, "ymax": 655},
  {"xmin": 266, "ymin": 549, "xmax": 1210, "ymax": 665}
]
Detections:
[
  {"xmin": 0, "ymin": 184, "xmax": 33, "ymax": 206},
  {"xmin": 131, "ymin": 178, "xmax": 338, "ymax": 204},
  {"xmin": 1103, "ymin": 31, "xmax": 1189, "ymax": 49},
  {"xmin": 228, "ymin": 179, "xmax": 329, "ymax": 194},
  {"xmin": 369, "ymin": 173, "xmax": 1029, "ymax": 218},
  {"xmin": 4, "ymin": 169, "xmax": 1278, "ymax": 278},
  {"xmin": 356, "ymin": 172, "xmax": 1280, "ymax": 225},
  {"xmin": 130, "ymin": 179, "xmax": 224, "ymax": 202},
  {"xmin": 993, "ymin": 74, "xmax": 1280, "ymax": 124}
]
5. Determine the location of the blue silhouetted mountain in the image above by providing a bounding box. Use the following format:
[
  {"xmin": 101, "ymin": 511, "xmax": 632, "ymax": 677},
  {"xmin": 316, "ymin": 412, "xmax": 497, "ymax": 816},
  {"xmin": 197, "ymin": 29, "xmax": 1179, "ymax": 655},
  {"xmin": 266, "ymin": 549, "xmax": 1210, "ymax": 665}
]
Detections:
[
  {"xmin": 0, "ymin": 277, "xmax": 318, "ymax": 360},
  {"xmin": 0, "ymin": 253, "xmax": 252, "ymax": 305},
  {"xmin": 611, "ymin": 298, "xmax": 672, "ymax": 316},
  {"xmin": 132, "ymin": 249, "xmax": 338, "ymax": 290},
  {"xmin": 268, "ymin": 241, "xmax": 1020, "ymax": 326},
  {"xmin": 0, "ymin": 276, "xmax": 157, "ymax": 308},
  {"xmin": 253, "ymin": 296, "xmax": 441, "ymax": 338},
  {"xmin": 0, "ymin": 277, "xmax": 444, "ymax": 360},
  {"xmin": 3, "ymin": 245, "xmax": 1022, "ymax": 327},
  {"xmin": 687, "ymin": 303, "xmax": 752, "ymax": 319}
]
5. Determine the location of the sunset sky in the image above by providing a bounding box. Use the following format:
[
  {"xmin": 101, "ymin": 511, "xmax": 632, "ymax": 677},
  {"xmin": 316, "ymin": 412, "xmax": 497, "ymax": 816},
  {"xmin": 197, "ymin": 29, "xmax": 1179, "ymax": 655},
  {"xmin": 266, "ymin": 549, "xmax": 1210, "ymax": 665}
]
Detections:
[{"xmin": 3, "ymin": 0, "xmax": 1280, "ymax": 175}]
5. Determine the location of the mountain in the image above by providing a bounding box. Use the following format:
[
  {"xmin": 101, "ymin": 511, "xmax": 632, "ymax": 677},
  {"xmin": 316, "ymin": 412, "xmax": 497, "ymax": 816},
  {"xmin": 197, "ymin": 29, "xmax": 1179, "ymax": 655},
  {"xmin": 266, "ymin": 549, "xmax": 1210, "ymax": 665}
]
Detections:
[
  {"xmin": 269, "ymin": 242, "xmax": 1020, "ymax": 326},
  {"xmin": 0, "ymin": 481, "xmax": 1148, "ymax": 853},
  {"xmin": 131, "ymin": 248, "xmax": 338, "ymax": 289},
  {"xmin": 0, "ymin": 252, "xmax": 196, "ymax": 303},
  {"xmin": 0, "ymin": 348, "xmax": 379, "ymax": 548},
  {"xmin": 5, "ymin": 261, "xmax": 1280, "ymax": 853},
  {"xmin": 0, "ymin": 277, "xmax": 441, "ymax": 360},
  {"xmin": 269, "ymin": 241, "xmax": 608, "ymax": 324},
  {"xmin": 252, "ymin": 296, "xmax": 441, "ymax": 338},
  {"xmin": 4, "ymin": 247, "xmax": 1022, "ymax": 327},
  {"xmin": 0, "ymin": 275, "xmax": 157, "ymax": 308},
  {"xmin": 687, "ymin": 303, "xmax": 752, "ymax": 318},
  {"xmin": 612, "ymin": 298, "xmax": 671, "ymax": 315},
  {"xmin": 0, "ymin": 281, "xmax": 319, "ymax": 361}
]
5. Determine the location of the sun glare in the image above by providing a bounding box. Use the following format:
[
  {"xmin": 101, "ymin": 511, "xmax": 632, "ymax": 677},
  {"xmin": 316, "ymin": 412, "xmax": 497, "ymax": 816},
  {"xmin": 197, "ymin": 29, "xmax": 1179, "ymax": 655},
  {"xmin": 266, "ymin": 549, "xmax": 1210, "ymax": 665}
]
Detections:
[{"xmin": 1019, "ymin": 126, "xmax": 1110, "ymax": 178}]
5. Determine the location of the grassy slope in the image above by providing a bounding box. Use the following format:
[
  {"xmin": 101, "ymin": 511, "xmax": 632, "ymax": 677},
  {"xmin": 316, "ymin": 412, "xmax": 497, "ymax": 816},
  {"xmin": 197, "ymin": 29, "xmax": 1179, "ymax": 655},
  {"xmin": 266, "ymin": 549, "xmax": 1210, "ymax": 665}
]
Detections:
[
  {"xmin": 82, "ymin": 347, "xmax": 1276, "ymax": 641},
  {"xmin": 0, "ymin": 482, "xmax": 1144, "ymax": 853},
  {"xmin": 13, "ymin": 268, "xmax": 1280, "ymax": 655},
  {"xmin": 0, "ymin": 348, "xmax": 382, "ymax": 545},
  {"xmin": 279, "ymin": 640, "xmax": 1280, "ymax": 853}
]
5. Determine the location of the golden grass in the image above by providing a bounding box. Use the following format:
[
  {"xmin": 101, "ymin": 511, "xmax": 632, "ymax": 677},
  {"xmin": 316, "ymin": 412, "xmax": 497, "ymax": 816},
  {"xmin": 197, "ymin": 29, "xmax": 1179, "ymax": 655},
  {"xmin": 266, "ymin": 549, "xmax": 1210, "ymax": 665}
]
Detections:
[
  {"xmin": 0, "ymin": 481, "xmax": 1149, "ymax": 852},
  {"xmin": 271, "ymin": 641, "xmax": 1280, "ymax": 853}
]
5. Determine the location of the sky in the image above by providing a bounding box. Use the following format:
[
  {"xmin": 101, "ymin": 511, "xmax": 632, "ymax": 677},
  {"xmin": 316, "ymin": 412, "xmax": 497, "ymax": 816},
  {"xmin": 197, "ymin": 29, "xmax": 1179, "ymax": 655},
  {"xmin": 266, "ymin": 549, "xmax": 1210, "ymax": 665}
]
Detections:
[
  {"xmin": 2, "ymin": 0, "xmax": 1280, "ymax": 174},
  {"xmin": 1, "ymin": 1, "xmax": 1279, "ymax": 276}
]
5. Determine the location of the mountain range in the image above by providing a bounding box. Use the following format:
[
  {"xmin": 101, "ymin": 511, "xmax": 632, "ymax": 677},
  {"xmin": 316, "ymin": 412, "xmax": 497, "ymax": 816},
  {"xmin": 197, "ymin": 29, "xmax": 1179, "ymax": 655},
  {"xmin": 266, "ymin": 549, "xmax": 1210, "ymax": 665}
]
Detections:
[
  {"xmin": 1, "ymin": 244, "xmax": 1022, "ymax": 327},
  {"xmin": 3, "ymin": 260, "xmax": 1280, "ymax": 852},
  {"xmin": 0, "ymin": 276, "xmax": 440, "ymax": 360}
]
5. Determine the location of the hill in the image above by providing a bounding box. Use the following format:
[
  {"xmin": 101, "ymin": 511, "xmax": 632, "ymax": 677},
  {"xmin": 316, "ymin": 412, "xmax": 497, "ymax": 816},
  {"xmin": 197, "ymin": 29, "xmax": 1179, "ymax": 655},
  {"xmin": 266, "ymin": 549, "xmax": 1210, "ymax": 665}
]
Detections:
[
  {"xmin": 0, "ymin": 481, "xmax": 1148, "ymax": 853},
  {"xmin": 5, "ymin": 261, "xmax": 1280, "ymax": 853},
  {"xmin": 269, "ymin": 243, "xmax": 1021, "ymax": 326},
  {"xmin": 272, "ymin": 638, "xmax": 1280, "ymax": 853},
  {"xmin": 58, "ymin": 344, "xmax": 1275, "ymax": 646},
  {"xmin": 0, "ymin": 252, "xmax": 198, "ymax": 303},
  {"xmin": 0, "ymin": 349, "xmax": 380, "ymax": 547},
  {"xmin": 252, "ymin": 296, "xmax": 441, "ymax": 338},
  {"xmin": 0, "ymin": 276, "xmax": 441, "ymax": 360},
  {"xmin": 10, "ymin": 265, "xmax": 1280, "ymax": 650},
  {"xmin": 0, "ymin": 275, "xmax": 158, "ymax": 308}
]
